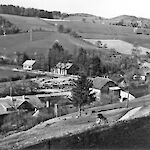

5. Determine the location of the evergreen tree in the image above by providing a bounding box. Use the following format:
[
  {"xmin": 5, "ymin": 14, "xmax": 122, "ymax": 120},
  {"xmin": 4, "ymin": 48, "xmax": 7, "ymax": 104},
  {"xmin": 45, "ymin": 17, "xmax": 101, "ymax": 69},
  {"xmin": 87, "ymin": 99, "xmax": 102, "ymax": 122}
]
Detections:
[
  {"xmin": 71, "ymin": 74, "xmax": 95, "ymax": 116},
  {"xmin": 91, "ymin": 56, "xmax": 101, "ymax": 77},
  {"xmin": 76, "ymin": 47, "xmax": 88, "ymax": 74}
]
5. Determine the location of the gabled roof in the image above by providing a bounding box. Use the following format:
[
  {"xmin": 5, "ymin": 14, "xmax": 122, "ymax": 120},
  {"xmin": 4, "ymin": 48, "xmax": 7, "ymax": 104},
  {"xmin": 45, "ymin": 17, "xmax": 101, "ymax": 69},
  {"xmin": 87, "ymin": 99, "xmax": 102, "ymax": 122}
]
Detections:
[
  {"xmin": 92, "ymin": 77, "xmax": 115, "ymax": 90},
  {"xmin": 23, "ymin": 60, "xmax": 36, "ymax": 66},
  {"xmin": 56, "ymin": 62, "xmax": 73, "ymax": 69},
  {"xmin": 24, "ymin": 96, "xmax": 45, "ymax": 108},
  {"xmin": 14, "ymin": 95, "xmax": 45, "ymax": 108}
]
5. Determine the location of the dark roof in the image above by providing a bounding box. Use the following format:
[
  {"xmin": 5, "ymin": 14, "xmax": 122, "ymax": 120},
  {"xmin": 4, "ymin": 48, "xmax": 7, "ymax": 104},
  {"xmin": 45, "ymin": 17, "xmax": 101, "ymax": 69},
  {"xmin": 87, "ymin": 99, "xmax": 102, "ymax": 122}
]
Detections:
[
  {"xmin": 92, "ymin": 77, "xmax": 115, "ymax": 90},
  {"xmin": 14, "ymin": 96, "xmax": 45, "ymax": 108},
  {"xmin": 24, "ymin": 96, "xmax": 45, "ymax": 108}
]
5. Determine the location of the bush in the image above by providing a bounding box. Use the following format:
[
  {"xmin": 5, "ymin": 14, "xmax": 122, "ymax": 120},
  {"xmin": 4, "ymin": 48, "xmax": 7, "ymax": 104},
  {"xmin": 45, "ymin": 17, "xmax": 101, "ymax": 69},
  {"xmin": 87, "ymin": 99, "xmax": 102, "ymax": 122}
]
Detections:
[
  {"xmin": 57, "ymin": 24, "xmax": 64, "ymax": 33},
  {"xmin": 70, "ymin": 31, "xmax": 81, "ymax": 38}
]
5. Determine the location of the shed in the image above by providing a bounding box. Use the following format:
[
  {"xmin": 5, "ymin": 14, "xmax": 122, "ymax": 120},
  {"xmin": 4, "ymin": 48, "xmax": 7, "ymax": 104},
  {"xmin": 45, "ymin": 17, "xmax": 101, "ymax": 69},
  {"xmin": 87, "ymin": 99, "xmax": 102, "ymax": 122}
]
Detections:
[{"xmin": 23, "ymin": 60, "xmax": 36, "ymax": 70}]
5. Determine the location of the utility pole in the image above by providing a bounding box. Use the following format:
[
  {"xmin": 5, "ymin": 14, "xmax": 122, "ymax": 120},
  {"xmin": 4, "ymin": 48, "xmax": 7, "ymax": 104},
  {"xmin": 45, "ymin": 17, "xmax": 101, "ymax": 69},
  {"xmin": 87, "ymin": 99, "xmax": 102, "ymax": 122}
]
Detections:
[
  {"xmin": 10, "ymin": 79, "xmax": 12, "ymax": 97},
  {"xmin": 30, "ymin": 28, "xmax": 33, "ymax": 41},
  {"xmin": 54, "ymin": 104, "xmax": 58, "ymax": 117}
]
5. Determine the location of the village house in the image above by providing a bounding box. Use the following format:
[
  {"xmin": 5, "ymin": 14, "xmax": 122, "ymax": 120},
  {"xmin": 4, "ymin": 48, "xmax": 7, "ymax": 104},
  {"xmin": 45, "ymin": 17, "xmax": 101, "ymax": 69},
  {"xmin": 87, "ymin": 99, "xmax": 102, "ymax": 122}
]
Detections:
[
  {"xmin": 92, "ymin": 77, "xmax": 117, "ymax": 103},
  {"xmin": 52, "ymin": 62, "xmax": 79, "ymax": 75},
  {"xmin": 23, "ymin": 60, "xmax": 36, "ymax": 71},
  {"xmin": 0, "ymin": 95, "xmax": 44, "ymax": 114},
  {"xmin": 0, "ymin": 95, "xmax": 45, "ymax": 126},
  {"xmin": 92, "ymin": 77, "xmax": 135, "ymax": 104}
]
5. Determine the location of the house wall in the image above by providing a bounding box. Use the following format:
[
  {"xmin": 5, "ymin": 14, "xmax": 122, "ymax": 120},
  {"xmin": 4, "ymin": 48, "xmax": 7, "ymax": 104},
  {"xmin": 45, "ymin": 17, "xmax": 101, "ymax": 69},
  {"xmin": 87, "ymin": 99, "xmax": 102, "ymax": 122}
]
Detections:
[
  {"xmin": 120, "ymin": 90, "xmax": 135, "ymax": 102},
  {"xmin": 23, "ymin": 63, "xmax": 36, "ymax": 71},
  {"xmin": 100, "ymin": 82, "xmax": 119, "ymax": 105},
  {"xmin": 67, "ymin": 65, "xmax": 79, "ymax": 75},
  {"xmin": 0, "ymin": 114, "xmax": 8, "ymax": 127},
  {"xmin": 101, "ymin": 81, "xmax": 116, "ymax": 94},
  {"xmin": 23, "ymin": 65, "xmax": 32, "ymax": 70}
]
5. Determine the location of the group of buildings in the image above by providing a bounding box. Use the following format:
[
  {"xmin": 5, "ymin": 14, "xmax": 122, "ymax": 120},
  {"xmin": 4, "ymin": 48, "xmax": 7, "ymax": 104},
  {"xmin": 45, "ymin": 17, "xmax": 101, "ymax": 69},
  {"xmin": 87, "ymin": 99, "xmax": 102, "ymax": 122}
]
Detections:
[
  {"xmin": 1, "ymin": 56, "xmax": 150, "ymax": 126},
  {"xmin": 23, "ymin": 60, "xmax": 78, "ymax": 75}
]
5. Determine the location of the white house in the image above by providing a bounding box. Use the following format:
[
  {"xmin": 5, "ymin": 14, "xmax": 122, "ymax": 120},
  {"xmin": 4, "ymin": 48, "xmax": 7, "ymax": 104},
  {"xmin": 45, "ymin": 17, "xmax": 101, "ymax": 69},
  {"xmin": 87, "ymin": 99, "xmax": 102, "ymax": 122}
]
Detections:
[
  {"xmin": 23, "ymin": 60, "xmax": 36, "ymax": 71},
  {"xmin": 52, "ymin": 62, "xmax": 74, "ymax": 75},
  {"xmin": 120, "ymin": 90, "xmax": 135, "ymax": 102}
]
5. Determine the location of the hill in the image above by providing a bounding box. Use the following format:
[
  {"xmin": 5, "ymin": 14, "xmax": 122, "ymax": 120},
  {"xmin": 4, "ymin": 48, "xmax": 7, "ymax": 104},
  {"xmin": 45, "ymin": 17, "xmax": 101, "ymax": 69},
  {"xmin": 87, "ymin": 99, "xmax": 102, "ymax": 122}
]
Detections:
[
  {"xmin": 108, "ymin": 15, "xmax": 150, "ymax": 28},
  {"xmin": 0, "ymin": 14, "xmax": 55, "ymax": 32},
  {"xmin": 44, "ymin": 18, "xmax": 150, "ymax": 49},
  {"xmin": 63, "ymin": 13, "xmax": 103, "ymax": 23}
]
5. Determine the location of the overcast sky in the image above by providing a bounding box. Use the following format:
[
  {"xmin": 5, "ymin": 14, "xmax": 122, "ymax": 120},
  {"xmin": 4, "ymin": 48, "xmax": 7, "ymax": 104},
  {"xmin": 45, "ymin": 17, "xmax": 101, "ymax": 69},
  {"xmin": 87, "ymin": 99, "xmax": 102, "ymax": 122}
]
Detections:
[{"xmin": 1, "ymin": 0, "xmax": 150, "ymax": 18}]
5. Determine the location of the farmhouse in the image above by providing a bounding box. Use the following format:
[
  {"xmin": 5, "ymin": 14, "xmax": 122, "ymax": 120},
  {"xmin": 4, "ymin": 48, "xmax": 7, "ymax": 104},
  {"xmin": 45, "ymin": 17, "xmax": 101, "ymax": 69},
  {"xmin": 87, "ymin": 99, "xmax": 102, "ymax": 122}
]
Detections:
[
  {"xmin": 92, "ymin": 77, "xmax": 117, "ymax": 102},
  {"xmin": 23, "ymin": 60, "xmax": 36, "ymax": 71},
  {"xmin": 0, "ymin": 95, "xmax": 44, "ymax": 112},
  {"xmin": 92, "ymin": 77, "xmax": 135, "ymax": 103},
  {"xmin": 92, "ymin": 77, "xmax": 117, "ymax": 94},
  {"xmin": 52, "ymin": 62, "xmax": 79, "ymax": 75}
]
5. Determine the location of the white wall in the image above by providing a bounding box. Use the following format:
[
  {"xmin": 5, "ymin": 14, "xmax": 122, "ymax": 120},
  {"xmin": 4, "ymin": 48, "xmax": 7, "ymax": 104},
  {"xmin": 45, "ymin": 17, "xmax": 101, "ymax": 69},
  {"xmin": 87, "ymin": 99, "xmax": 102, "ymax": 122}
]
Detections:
[{"xmin": 120, "ymin": 90, "xmax": 135, "ymax": 102}]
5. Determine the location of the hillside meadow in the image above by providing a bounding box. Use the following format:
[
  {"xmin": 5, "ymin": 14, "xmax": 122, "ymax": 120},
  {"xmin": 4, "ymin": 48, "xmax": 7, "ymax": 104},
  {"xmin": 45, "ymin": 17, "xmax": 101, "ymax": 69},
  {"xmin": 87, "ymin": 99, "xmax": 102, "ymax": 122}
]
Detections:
[
  {"xmin": 0, "ymin": 14, "xmax": 55, "ymax": 32},
  {"xmin": 0, "ymin": 31, "xmax": 99, "ymax": 56},
  {"xmin": 44, "ymin": 18, "xmax": 150, "ymax": 49},
  {"xmin": 1, "ymin": 14, "xmax": 150, "ymax": 52}
]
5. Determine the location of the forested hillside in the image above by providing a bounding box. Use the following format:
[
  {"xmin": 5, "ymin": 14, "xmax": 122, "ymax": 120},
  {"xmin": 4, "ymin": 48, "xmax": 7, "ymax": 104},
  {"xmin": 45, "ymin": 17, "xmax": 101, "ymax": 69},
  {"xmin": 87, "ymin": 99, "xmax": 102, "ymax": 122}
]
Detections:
[
  {"xmin": 0, "ymin": 16, "xmax": 20, "ymax": 35},
  {"xmin": 0, "ymin": 5, "xmax": 65, "ymax": 19}
]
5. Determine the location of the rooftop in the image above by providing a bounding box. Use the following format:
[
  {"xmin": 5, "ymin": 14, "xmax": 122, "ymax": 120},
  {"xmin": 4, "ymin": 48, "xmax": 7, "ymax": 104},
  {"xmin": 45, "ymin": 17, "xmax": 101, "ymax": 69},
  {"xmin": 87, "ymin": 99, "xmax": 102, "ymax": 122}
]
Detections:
[
  {"xmin": 56, "ymin": 62, "xmax": 73, "ymax": 69},
  {"xmin": 92, "ymin": 77, "xmax": 115, "ymax": 90},
  {"xmin": 23, "ymin": 60, "xmax": 36, "ymax": 66}
]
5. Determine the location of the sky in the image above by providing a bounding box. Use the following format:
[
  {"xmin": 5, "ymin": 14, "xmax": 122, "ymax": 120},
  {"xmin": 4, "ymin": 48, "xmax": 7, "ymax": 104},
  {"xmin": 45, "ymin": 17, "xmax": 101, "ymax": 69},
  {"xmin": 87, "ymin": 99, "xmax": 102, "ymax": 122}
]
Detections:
[{"xmin": 1, "ymin": 0, "xmax": 150, "ymax": 18}]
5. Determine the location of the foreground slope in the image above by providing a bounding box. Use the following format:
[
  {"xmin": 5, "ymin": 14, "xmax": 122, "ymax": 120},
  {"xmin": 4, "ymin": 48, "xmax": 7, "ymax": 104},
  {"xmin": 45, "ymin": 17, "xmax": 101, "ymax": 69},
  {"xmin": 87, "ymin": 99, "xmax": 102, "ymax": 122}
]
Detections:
[{"xmin": 1, "ymin": 94, "xmax": 150, "ymax": 149}]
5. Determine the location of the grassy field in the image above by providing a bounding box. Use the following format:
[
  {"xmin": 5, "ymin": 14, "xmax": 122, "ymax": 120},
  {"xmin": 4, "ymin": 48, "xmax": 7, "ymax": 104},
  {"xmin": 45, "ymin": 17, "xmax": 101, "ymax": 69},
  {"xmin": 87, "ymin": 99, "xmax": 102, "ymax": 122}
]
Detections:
[
  {"xmin": 84, "ymin": 39, "xmax": 150, "ymax": 55},
  {"xmin": 44, "ymin": 18, "xmax": 150, "ymax": 49},
  {"xmin": 0, "ymin": 14, "xmax": 55, "ymax": 32},
  {"xmin": 1, "ymin": 14, "xmax": 150, "ymax": 55},
  {"xmin": 0, "ymin": 31, "xmax": 99, "ymax": 56}
]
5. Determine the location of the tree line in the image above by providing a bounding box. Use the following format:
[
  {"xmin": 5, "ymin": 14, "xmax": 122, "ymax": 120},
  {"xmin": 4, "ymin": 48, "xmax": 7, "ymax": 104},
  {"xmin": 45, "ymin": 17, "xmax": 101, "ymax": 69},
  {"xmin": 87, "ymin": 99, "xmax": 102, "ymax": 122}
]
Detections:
[
  {"xmin": 0, "ymin": 16, "xmax": 20, "ymax": 35},
  {"xmin": 0, "ymin": 5, "xmax": 67, "ymax": 19}
]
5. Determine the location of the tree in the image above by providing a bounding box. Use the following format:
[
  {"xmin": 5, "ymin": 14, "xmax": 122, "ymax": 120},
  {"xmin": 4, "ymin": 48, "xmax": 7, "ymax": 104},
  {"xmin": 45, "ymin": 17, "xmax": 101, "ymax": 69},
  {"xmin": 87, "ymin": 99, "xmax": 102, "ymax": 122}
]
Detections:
[
  {"xmin": 71, "ymin": 74, "xmax": 95, "ymax": 116},
  {"xmin": 90, "ymin": 56, "xmax": 102, "ymax": 77},
  {"xmin": 48, "ymin": 40, "xmax": 65, "ymax": 71},
  {"xmin": 76, "ymin": 47, "xmax": 89, "ymax": 74},
  {"xmin": 57, "ymin": 24, "xmax": 64, "ymax": 33}
]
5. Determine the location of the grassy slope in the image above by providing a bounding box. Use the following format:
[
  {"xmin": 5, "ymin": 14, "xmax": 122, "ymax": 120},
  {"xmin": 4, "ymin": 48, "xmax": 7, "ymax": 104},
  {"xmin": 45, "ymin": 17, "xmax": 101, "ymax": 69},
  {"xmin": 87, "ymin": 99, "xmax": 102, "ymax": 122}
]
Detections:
[
  {"xmin": 1, "ymin": 94, "xmax": 150, "ymax": 150},
  {"xmin": 0, "ymin": 14, "xmax": 55, "ymax": 32},
  {"xmin": 50, "ymin": 116, "xmax": 150, "ymax": 149},
  {"xmin": 1, "ymin": 14, "xmax": 150, "ymax": 52},
  {"xmin": 0, "ymin": 31, "xmax": 99, "ymax": 56},
  {"xmin": 44, "ymin": 18, "xmax": 150, "ymax": 49}
]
